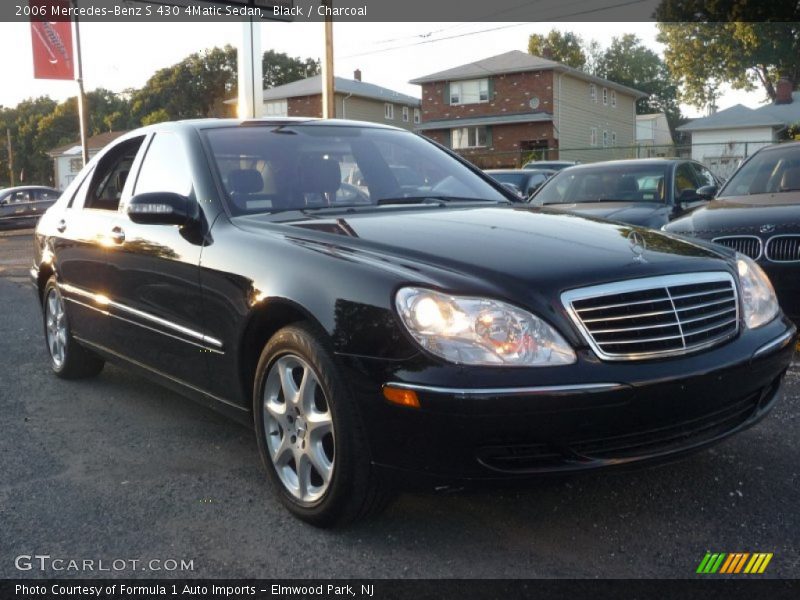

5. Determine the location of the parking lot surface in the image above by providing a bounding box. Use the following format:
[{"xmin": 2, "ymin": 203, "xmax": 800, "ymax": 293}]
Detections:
[{"xmin": 0, "ymin": 228, "xmax": 798, "ymax": 578}]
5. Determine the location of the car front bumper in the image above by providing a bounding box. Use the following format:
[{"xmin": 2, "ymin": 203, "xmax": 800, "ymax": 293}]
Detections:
[{"xmin": 340, "ymin": 318, "xmax": 796, "ymax": 487}]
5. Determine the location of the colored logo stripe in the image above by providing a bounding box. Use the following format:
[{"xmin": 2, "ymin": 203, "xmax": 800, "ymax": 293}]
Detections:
[{"xmin": 698, "ymin": 552, "xmax": 773, "ymax": 574}]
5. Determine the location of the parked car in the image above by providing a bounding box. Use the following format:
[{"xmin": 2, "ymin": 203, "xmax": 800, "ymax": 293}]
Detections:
[
  {"xmin": 530, "ymin": 159, "xmax": 721, "ymax": 228},
  {"xmin": 32, "ymin": 119, "xmax": 795, "ymax": 527},
  {"xmin": 663, "ymin": 142, "xmax": 800, "ymax": 325},
  {"xmin": 0, "ymin": 185, "xmax": 60, "ymax": 228},
  {"xmin": 485, "ymin": 168, "xmax": 555, "ymax": 200},
  {"xmin": 523, "ymin": 160, "xmax": 579, "ymax": 171}
]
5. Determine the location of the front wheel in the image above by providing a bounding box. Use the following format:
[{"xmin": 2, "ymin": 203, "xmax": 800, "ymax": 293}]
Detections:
[
  {"xmin": 42, "ymin": 277, "xmax": 105, "ymax": 379},
  {"xmin": 253, "ymin": 323, "xmax": 390, "ymax": 527}
]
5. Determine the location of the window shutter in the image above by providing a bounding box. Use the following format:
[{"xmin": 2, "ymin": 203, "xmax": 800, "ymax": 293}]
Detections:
[
  {"xmin": 443, "ymin": 82, "xmax": 450, "ymax": 104},
  {"xmin": 487, "ymin": 78, "xmax": 494, "ymax": 101},
  {"xmin": 485, "ymin": 126, "xmax": 493, "ymax": 148},
  {"xmin": 442, "ymin": 129, "xmax": 452, "ymax": 148}
]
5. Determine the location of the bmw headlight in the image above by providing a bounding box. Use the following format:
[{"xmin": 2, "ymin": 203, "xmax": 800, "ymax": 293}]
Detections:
[
  {"xmin": 736, "ymin": 254, "xmax": 779, "ymax": 329},
  {"xmin": 395, "ymin": 287, "xmax": 576, "ymax": 366}
]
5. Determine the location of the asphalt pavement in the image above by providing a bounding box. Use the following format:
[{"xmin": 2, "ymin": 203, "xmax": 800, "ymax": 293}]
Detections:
[{"xmin": 0, "ymin": 227, "xmax": 798, "ymax": 579}]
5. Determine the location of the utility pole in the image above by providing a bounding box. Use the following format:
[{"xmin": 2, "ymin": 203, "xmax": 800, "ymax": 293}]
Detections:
[
  {"xmin": 72, "ymin": 0, "xmax": 89, "ymax": 166},
  {"xmin": 6, "ymin": 128, "xmax": 14, "ymax": 187},
  {"xmin": 321, "ymin": 1, "xmax": 335, "ymax": 118}
]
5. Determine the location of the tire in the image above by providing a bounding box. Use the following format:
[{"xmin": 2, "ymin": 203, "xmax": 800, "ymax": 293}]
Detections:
[
  {"xmin": 42, "ymin": 277, "xmax": 105, "ymax": 379},
  {"xmin": 253, "ymin": 323, "xmax": 391, "ymax": 527}
]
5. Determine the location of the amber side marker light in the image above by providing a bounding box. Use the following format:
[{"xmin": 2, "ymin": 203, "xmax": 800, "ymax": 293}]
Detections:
[{"xmin": 382, "ymin": 385, "xmax": 420, "ymax": 409}]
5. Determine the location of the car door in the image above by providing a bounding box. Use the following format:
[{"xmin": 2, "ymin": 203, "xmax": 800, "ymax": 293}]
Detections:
[
  {"xmin": 1, "ymin": 190, "xmax": 34, "ymax": 224},
  {"xmin": 32, "ymin": 188, "xmax": 61, "ymax": 220},
  {"xmin": 103, "ymin": 130, "xmax": 211, "ymax": 388},
  {"xmin": 51, "ymin": 136, "xmax": 147, "ymax": 347}
]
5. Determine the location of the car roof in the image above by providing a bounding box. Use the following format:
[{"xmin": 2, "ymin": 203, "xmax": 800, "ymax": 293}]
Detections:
[
  {"xmin": 132, "ymin": 117, "xmax": 409, "ymax": 135},
  {"xmin": 560, "ymin": 158, "xmax": 688, "ymax": 171},
  {"xmin": 0, "ymin": 185, "xmax": 59, "ymax": 193}
]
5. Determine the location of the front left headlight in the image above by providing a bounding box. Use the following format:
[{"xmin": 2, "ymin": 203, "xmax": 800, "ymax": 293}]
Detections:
[
  {"xmin": 736, "ymin": 254, "xmax": 780, "ymax": 329},
  {"xmin": 395, "ymin": 287, "xmax": 576, "ymax": 366}
]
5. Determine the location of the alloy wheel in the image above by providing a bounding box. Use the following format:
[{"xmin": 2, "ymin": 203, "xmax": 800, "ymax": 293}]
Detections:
[{"xmin": 45, "ymin": 287, "xmax": 67, "ymax": 369}]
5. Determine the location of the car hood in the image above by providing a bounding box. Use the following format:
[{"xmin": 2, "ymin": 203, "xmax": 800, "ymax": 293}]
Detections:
[
  {"xmin": 540, "ymin": 201, "xmax": 667, "ymax": 226},
  {"xmin": 237, "ymin": 205, "xmax": 731, "ymax": 300},
  {"xmin": 664, "ymin": 195, "xmax": 800, "ymax": 237}
]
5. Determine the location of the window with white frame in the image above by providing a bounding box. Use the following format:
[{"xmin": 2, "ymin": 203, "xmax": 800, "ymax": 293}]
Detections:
[
  {"xmin": 264, "ymin": 99, "xmax": 288, "ymax": 117},
  {"xmin": 602, "ymin": 88, "xmax": 608, "ymax": 105},
  {"xmin": 413, "ymin": 108, "xmax": 420, "ymax": 124},
  {"xmin": 590, "ymin": 127, "xmax": 598, "ymax": 146},
  {"xmin": 611, "ymin": 131, "xmax": 617, "ymax": 146},
  {"xmin": 402, "ymin": 106, "xmax": 409, "ymax": 122},
  {"xmin": 610, "ymin": 90, "xmax": 616, "ymax": 107},
  {"xmin": 384, "ymin": 103, "xmax": 395, "ymax": 120},
  {"xmin": 602, "ymin": 130, "xmax": 609, "ymax": 147},
  {"xmin": 450, "ymin": 79, "xmax": 489, "ymax": 105},
  {"xmin": 452, "ymin": 126, "xmax": 488, "ymax": 149},
  {"xmin": 589, "ymin": 84, "xmax": 597, "ymax": 102}
]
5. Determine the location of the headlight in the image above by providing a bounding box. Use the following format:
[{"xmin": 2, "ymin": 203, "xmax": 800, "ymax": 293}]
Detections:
[
  {"xmin": 736, "ymin": 254, "xmax": 779, "ymax": 329},
  {"xmin": 395, "ymin": 287, "xmax": 576, "ymax": 366}
]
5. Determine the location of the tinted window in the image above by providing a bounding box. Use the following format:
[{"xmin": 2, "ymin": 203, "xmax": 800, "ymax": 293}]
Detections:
[
  {"xmin": 675, "ymin": 163, "xmax": 699, "ymax": 194},
  {"xmin": 202, "ymin": 125, "xmax": 505, "ymax": 215},
  {"xmin": 535, "ymin": 164, "xmax": 669, "ymax": 204},
  {"xmin": 135, "ymin": 132, "xmax": 192, "ymax": 196},
  {"xmin": 8, "ymin": 190, "xmax": 33, "ymax": 203},
  {"xmin": 36, "ymin": 189, "xmax": 60, "ymax": 201},
  {"xmin": 691, "ymin": 164, "xmax": 716, "ymax": 188},
  {"xmin": 719, "ymin": 145, "xmax": 800, "ymax": 199},
  {"xmin": 84, "ymin": 137, "xmax": 145, "ymax": 211}
]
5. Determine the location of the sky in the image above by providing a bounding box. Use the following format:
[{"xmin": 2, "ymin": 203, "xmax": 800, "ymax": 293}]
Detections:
[{"xmin": 0, "ymin": 20, "xmax": 771, "ymax": 119}]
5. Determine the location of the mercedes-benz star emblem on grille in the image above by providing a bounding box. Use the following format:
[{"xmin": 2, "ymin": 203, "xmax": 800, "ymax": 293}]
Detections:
[
  {"xmin": 760, "ymin": 224, "xmax": 776, "ymax": 233},
  {"xmin": 627, "ymin": 231, "xmax": 647, "ymax": 262}
]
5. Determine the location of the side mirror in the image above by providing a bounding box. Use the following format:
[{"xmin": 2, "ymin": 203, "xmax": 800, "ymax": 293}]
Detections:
[
  {"xmin": 696, "ymin": 185, "xmax": 717, "ymax": 200},
  {"xmin": 127, "ymin": 192, "xmax": 194, "ymax": 225},
  {"xmin": 500, "ymin": 182, "xmax": 524, "ymax": 199}
]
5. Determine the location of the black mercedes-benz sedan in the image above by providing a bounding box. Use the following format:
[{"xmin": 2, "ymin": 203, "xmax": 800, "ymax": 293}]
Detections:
[
  {"xmin": 664, "ymin": 142, "xmax": 800, "ymax": 325},
  {"xmin": 530, "ymin": 158, "xmax": 721, "ymax": 228},
  {"xmin": 31, "ymin": 119, "xmax": 796, "ymax": 527}
]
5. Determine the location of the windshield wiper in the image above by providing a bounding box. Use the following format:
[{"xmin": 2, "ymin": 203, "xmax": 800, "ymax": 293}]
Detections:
[{"xmin": 376, "ymin": 196, "xmax": 507, "ymax": 206}]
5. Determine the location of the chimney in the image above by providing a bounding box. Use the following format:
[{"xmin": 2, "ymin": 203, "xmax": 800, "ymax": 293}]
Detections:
[
  {"xmin": 354, "ymin": 69, "xmax": 362, "ymax": 82},
  {"xmin": 775, "ymin": 76, "xmax": 793, "ymax": 105}
]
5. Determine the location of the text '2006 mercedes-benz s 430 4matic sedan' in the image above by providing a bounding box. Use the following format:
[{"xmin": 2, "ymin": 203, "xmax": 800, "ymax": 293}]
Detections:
[{"xmin": 31, "ymin": 119, "xmax": 796, "ymax": 527}]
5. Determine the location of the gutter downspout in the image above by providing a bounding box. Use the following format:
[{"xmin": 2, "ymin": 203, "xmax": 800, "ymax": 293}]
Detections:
[{"xmin": 341, "ymin": 93, "xmax": 353, "ymax": 119}]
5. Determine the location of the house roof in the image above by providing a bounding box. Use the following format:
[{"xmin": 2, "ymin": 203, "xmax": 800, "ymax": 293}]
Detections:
[
  {"xmin": 409, "ymin": 50, "xmax": 647, "ymax": 99},
  {"xmin": 414, "ymin": 112, "xmax": 553, "ymax": 131},
  {"xmin": 47, "ymin": 130, "xmax": 129, "ymax": 157},
  {"xmin": 677, "ymin": 93, "xmax": 800, "ymax": 132},
  {"xmin": 258, "ymin": 75, "xmax": 420, "ymax": 106}
]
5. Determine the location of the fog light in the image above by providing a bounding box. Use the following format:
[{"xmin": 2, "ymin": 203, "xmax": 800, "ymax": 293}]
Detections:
[{"xmin": 382, "ymin": 386, "xmax": 420, "ymax": 409}]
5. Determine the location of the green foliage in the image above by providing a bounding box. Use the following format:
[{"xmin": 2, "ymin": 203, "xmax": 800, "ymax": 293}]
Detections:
[
  {"xmin": 528, "ymin": 30, "xmax": 587, "ymax": 69},
  {"xmin": 263, "ymin": 49, "xmax": 320, "ymax": 89},
  {"xmin": 656, "ymin": 13, "xmax": 800, "ymax": 108}
]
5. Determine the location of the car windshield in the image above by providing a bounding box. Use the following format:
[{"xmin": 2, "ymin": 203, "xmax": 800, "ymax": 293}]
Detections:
[
  {"xmin": 718, "ymin": 145, "xmax": 800, "ymax": 199},
  {"xmin": 202, "ymin": 124, "xmax": 507, "ymax": 215},
  {"xmin": 489, "ymin": 172, "xmax": 528, "ymax": 187},
  {"xmin": 534, "ymin": 164, "xmax": 669, "ymax": 205}
]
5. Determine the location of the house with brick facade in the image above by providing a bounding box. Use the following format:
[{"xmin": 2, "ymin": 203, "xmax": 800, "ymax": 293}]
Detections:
[
  {"xmin": 410, "ymin": 50, "xmax": 647, "ymax": 167},
  {"xmin": 253, "ymin": 71, "xmax": 420, "ymax": 131}
]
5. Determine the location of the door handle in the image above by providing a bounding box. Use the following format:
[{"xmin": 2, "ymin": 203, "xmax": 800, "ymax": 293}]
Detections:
[
  {"xmin": 110, "ymin": 226, "xmax": 125, "ymax": 244},
  {"xmin": 56, "ymin": 219, "xmax": 66, "ymax": 233}
]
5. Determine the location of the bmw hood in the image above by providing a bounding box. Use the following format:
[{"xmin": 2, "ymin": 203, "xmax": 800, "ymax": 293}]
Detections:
[{"xmin": 665, "ymin": 196, "xmax": 800, "ymax": 237}]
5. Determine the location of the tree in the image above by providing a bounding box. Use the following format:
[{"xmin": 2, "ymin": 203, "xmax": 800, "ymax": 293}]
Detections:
[
  {"xmin": 595, "ymin": 34, "xmax": 682, "ymax": 133},
  {"xmin": 528, "ymin": 30, "xmax": 587, "ymax": 70},
  {"xmin": 656, "ymin": 6, "xmax": 800, "ymax": 108},
  {"xmin": 263, "ymin": 49, "xmax": 320, "ymax": 88}
]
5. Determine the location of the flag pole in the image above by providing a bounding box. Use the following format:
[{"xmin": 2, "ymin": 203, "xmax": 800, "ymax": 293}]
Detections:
[{"xmin": 72, "ymin": 0, "xmax": 89, "ymax": 166}]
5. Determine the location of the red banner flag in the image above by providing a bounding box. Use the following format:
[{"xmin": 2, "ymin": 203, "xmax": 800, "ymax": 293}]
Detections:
[{"xmin": 30, "ymin": 1, "xmax": 74, "ymax": 80}]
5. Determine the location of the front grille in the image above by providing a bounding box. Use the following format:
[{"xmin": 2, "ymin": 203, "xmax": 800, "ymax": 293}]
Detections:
[
  {"xmin": 562, "ymin": 273, "xmax": 739, "ymax": 360},
  {"xmin": 712, "ymin": 236, "xmax": 763, "ymax": 260},
  {"xmin": 765, "ymin": 235, "xmax": 800, "ymax": 262}
]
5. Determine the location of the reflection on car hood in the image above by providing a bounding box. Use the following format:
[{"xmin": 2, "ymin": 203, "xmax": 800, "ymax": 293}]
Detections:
[
  {"xmin": 541, "ymin": 201, "xmax": 666, "ymax": 226},
  {"xmin": 664, "ymin": 195, "xmax": 800, "ymax": 236},
  {"xmin": 237, "ymin": 206, "xmax": 729, "ymax": 295}
]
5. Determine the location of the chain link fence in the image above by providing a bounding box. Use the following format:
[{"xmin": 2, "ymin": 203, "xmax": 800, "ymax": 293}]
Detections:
[{"xmin": 456, "ymin": 140, "xmax": 783, "ymax": 180}]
